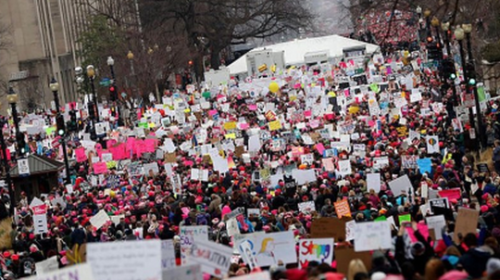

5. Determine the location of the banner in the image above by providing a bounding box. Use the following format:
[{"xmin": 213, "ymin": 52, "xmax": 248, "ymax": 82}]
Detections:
[
  {"xmin": 162, "ymin": 264, "xmax": 202, "ymax": 280},
  {"xmin": 25, "ymin": 264, "xmax": 94, "ymax": 280},
  {"xmin": 298, "ymin": 238, "xmax": 334, "ymax": 268}
]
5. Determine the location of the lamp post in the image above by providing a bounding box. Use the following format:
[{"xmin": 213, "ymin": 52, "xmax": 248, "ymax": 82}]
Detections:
[
  {"xmin": 463, "ymin": 23, "xmax": 486, "ymax": 148},
  {"xmin": 86, "ymin": 66, "xmax": 98, "ymax": 141},
  {"xmin": 127, "ymin": 51, "xmax": 137, "ymax": 97},
  {"xmin": 50, "ymin": 78, "xmax": 71, "ymax": 184},
  {"xmin": 441, "ymin": 22, "xmax": 451, "ymax": 57},
  {"xmin": 107, "ymin": 56, "xmax": 123, "ymax": 127},
  {"xmin": 431, "ymin": 17, "xmax": 441, "ymax": 47},
  {"xmin": 455, "ymin": 26, "xmax": 477, "ymax": 151},
  {"xmin": 7, "ymin": 87, "xmax": 25, "ymax": 157},
  {"xmin": 86, "ymin": 65, "xmax": 99, "ymax": 121},
  {"xmin": 0, "ymin": 105, "xmax": 15, "ymax": 216},
  {"xmin": 424, "ymin": 9, "xmax": 432, "ymax": 39}
]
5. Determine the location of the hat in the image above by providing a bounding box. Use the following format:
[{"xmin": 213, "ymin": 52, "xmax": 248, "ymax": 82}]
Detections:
[
  {"xmin": 371, "ymin": 272, "xmax": 387, "ymax": 280},
  {"xmin": 481, "ymin": 205, "xmax": 489, "ymax": 213},
  {"xmin": 11, "ymin": 254, "xmax": 19, "ymax": 261},
  {"xmin": 3, "ymin": 251, "xmax": 10, "ymax": 258},
  {"xmin": 411, "ymin": 242, "xmax": 425, "ymax": 256},
  {"xmin": 487, "ymin": 258, "xmax": 500, "ymax": 276}
]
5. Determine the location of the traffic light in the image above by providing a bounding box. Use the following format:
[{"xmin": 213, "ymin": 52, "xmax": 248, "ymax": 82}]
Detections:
[
  {"xmin": 427, "ymin": 42, "xmax": 443, "ymax": 61},
  {"xmin": 441, "ymin": 59, "xmax": 457, "ymax": 80},
  {"xmin": 466, "ymin": 62, "xmax": 476, "ymax": 86},
  {"xmin": 16, "ymin": 132, "xmax": 26, "ymax": 155},
  {"xmin": 109, "ymin": 86, "xmax": 117, "ymax": 102},
  {"xmin": 56, "ymin": 114, "xmax": 66, "ymax": 136},
  {"xmin": 67, "ymin": 110, "xmax": 77, "ymax": 132}
]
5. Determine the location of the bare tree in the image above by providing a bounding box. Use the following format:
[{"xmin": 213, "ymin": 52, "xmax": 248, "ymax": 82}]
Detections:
[
  {"xmin": 141, "ymin": 0, "xmax": 314, "ymax": 70},
  {"xmin": 0, "ymin": 21, "xmax": 12, "ymax": 95}
]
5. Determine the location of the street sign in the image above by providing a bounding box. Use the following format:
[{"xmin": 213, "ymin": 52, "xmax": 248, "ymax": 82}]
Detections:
[{"xmin": 99, "ymin": 78, "xmax": 111, "ymax": 87}]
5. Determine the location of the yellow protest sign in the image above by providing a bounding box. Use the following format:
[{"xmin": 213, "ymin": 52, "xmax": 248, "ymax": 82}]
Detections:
[
  {"xmin": 223, "ymin": 122, "xmax": 237, "ymax": 131},
  {"xmin": 268, "ymin": 120, "xmax": 282, "ymax": 131},
  {"xmin": 225, "ymin": 133, "xmax": 236, "ymax": 139}
]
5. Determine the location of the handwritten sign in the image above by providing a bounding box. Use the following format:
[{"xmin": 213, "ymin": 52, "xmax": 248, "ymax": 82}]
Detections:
[
  {"xmin": 298, "ymin": 201, "xmax": 316, "ymax": 213},
  {"xmin": 87, "ymin": 240, "xmax": 162, "ymax": 280},
  {"xmin": 334, "ymin": 200, "xmax": 351, "ymax": 218},
  {"xmin": 180, "ymin": 226, "xmax": 208, "ymax": 264},
  {"xmin": 162, "ymin": 264, "xmax": 202, "ymax": 280},
  {"xmin": 161, "ymin": 240, "xmax": 176, "ymax": 269},
  {"xmin": 89, "ymin": 210, "xmax": 110, "ymax": 230}
]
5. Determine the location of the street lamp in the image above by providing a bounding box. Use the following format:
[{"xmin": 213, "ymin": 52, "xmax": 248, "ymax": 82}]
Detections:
[
  {"xmin": 50, "ymin": 78, "xmax": 71, "ymax": 184},
  {"xmin": 127, "ymin": 51, "xmax": 137, "ymax": 98},
  {"xmin": 86, "ymin": 65, "xmax": 99, "ymax": 121},
  {"xmin": 86, "ymin": 66, "xmax": 98, "ymax": 141},
  {"xmin": 107, "ymin": 56, "xmax": 123, "ymax": 126},
  {"xmin": 0, "ymin": 102, "xmax": 15, "ymax": 216},
  {"xmin": 7, "ymin": 87, "xmax": 24, "ymax": 156}
]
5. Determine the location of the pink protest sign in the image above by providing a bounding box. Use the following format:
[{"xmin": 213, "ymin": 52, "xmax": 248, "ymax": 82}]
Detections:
[
  {"xmin": 438, "ymin": 188, "xmax": 461, "ymax": 201},
  {"xmin": 31, "ymin": 204, "xmax": 47, "ymax": 215},
  {"xmin": 316, "ymin": 143, "xmax": 325, "ymax": 155},
  {"xmin": 109, "ymin": 144, "xmax": 126, "ymax": 160},
  {"xmin": 93, "ymin": 162, "xmax": 108, "ymax": 174},
  {"xmin": 248, "ymin": 104, "xmax": 257, "ymax": 111},
  {"xmin": 144, "ymin": 138, "xmax": 157, "ymax": 153},
  {"xmin": 126, "ymin": 137, "xmax": 136, "ymax": 154},
  {"xmin": 75, "ymin": 147, "xmax": 87, "ymax": 163}
]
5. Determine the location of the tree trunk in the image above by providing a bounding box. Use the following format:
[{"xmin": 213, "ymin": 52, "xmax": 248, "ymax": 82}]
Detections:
[{"xmin": 210, "ymin": 48, "xmax": 221, "ymax": 70}]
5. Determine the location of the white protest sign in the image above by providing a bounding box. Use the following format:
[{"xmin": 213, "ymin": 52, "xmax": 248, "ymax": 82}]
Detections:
[
  {"xmin": 25, "ymin": 263, "xmax": 94, "ymax": 280},
  {"xmin": 298, "ymin": 238, "xmax": 334, "ymax": 268},
  {"xmin": 180, "ymin": 226, "xmax": 209, "ymax": 264},
  {"xmin": 354, "ymin": 221, "xmax": 392, "ymax": 252},
  {"xmin": 426, "ymin": 215, "xmax": 446, "ymax": 240},
  {"xmin": 18, "ymin": 158, "xmax": 30, "ymax": 175},
  {"xmin": 162, "ymin": 264, "xmax": 202, "ymax": 280},
  {"xmin": 345, "ymin": 220, "xmax": 356, "ymax": 241},
  {"xmin": 35, "ymin": 256, "xmax": 58, "ymax": 275},
  {"xmin": 87, "ymin": 240, "xmax": 162, "ymax": 280},
  {"xmin": 34, "ymin": 214, "xmax": 48, "ymax": 235},
  {"xmin": 226, "ymin": 218, "xmax": 240, "ymax": 237},
  {"xmin": 388, "ymin": 175, "xmax": 413, "ymax": 197},
  {"xmin": 161, "ymin": 240, "xmax": 176, "ymax": 269},
  {"xmin": 298, "ymin": 201, "xmax": 316, "ymax": 213},
  {"xmin": 229, "ymin": 271, "xmax": 271, "ymax": 280},
  {"xmin": 190, "ymin": 240, "xmax": 233, "ymax": 277},
  {"xmin": 367, "ymin": 173, "xmax": 381, "ymax": 193},
  {"xmin": 89, "ymin": 209, "xmax": 110, "ymax": 230}
]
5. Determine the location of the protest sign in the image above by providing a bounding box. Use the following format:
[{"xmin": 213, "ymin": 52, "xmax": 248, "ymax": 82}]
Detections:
[
  {"xmin": 310, "ymin": 217, "xmax": 349, "ymax": 241},
  {"xmin": 388, "ymin": 175, "xmax": 412, "ymax": 197},
  {"xmin": 334, "ymin": 200, "xmax": 351, "ymax": 218},
  {"xmin": 416, "ymin": 158, "xmax": 432, "ymax": 174},
  {"xmin": 235, "ymin": 231, "xmax": 297, "ymax": 267},
  {"xmin": 87, "ymin": 240, "xmax": 162, "ymax": 280},
  {"xmin": 298, "ymin": 201, "xmax": 316, "ymax": 213},
  {"xmin": 190, "ymin": 239, "xmax": 234, "ymax": 277},
  {"xmin": 335, "ymin": 247, "xmax": 372, "ymax": 275},
  {"xmin": 162, "ymin": 264, "xmax": 202, "ymax": 280},
  {"xmin": 179, "ymin": 226, "xmax": 208, "ymax": 264},
  {"xmin": 426, "ymin": 135, "xmax": 440, "ymax": 153},
  {"xmin": 161, "ymin": 240, "xmax": 176, "ymax": 270},
  {"xmin": 438, "ymin": 188, "xmax": 461, "ymax": 201},
  {"xmin": 228, "ymin": 272, "xmax": 271, "ymax": 280},
  {"xmin": 345, "ymin": 220, "xmax": 356, "ymax": 241},
  {"xmin": 426, "ymin": 215, "xmax": 446, "ymax": 240},
  {"xmin": 25, "ymin": 263, "xmax": 94, "ymax": 280},
  {"xmin": 298, "ymin": 238, "xmax": 334, "ymax": 268},
  {"xmin": 35, "ymin": 256, "xmax": 58, "ymax": 275},
  {"xmin": 89, "ymin": 210, "xmax": 110, "ymax": 230},
  {"xmin": 366, "ymin": 173, "xmax": 381, "ymax": 193},
  {"xmin": 354, "ymin": 221, "xmax": 392, "ymax": 252},
  {"xmin": 454, "ymin": 208, "xmax": 479, "ymax": 243}
]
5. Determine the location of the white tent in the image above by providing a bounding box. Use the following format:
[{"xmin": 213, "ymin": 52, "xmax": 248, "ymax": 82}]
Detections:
[{"xmin": 227, "ymin": 35, "xmax": 380, "ymax": 75}]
